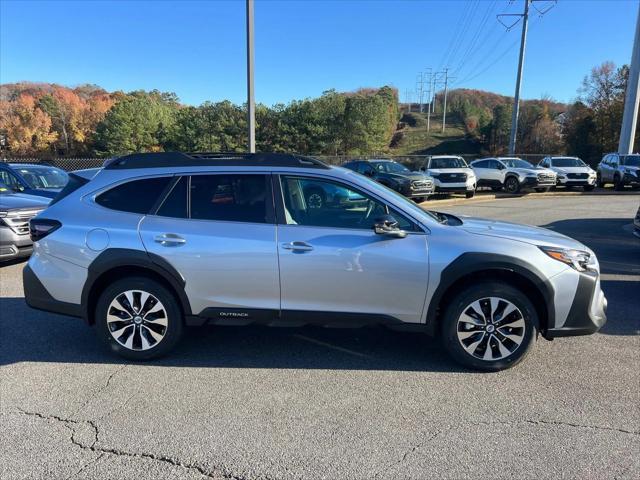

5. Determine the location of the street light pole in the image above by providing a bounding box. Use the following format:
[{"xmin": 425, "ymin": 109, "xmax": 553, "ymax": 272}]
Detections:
[
  {"xmin": 246, "ymin": 0, "xmax": 256, "ymax": 153},
  {"xmin": 508, "ymin": 0, "xmax": 530, "ymax": 155},
  {"xmin": 619, "ymin": 2, "xmax": 640, "ymax": 154}
]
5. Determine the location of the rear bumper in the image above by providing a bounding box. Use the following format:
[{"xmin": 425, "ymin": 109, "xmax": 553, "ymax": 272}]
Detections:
[
  {"xmin": 545, "ymin": 271, "xmax": 607, "ymax": 338},
  {"xmin": 23, "ymin": 264, "xmax": 82, "ymax": 318}
]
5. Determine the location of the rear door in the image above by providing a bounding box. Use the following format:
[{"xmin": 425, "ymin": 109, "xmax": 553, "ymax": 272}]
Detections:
[
  {"xmin": 472, "ymin": 160, "xmax": 492, "ymax": 186},
  {"xmin": 139, "ymin": 173, "xmax": 280, "ymax": 318}
]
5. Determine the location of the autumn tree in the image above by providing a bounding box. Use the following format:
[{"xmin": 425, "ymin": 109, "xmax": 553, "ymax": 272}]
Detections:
[{"xmin": 0, "ymin": 94, "xmax": 57, "ymax": 154}]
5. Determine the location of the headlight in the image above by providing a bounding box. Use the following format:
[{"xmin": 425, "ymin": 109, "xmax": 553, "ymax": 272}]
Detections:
[
  {"xmin": 429, "ymin": 171, "xmax": 440, "ymax": 177},
  {"xmin": 540, "ymin": 246, "xmax": 596, "ymax": 272},
  {"xmin": 558, "ymin": 174, "xmax": 566, "ymax": 179}
]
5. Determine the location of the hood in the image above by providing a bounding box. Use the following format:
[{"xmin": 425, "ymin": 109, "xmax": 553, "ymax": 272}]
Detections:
[
  {"xmin": 551, "ymin": 166, "xmax": 595, "ymax": 174},
  {"xmin": 427, "ymin": 167, "xmax": 474, "ymax": 175},
  {"xmin": 28, "ymin": 188, "xmax": 62, "ymax": 199},
  {"xmin": 383, "ymin": 171, "xmax": 432, "ymax": 182},
  {"xmin": 0, "ymin": 192, "xmax": 50, "ymax": 211},
  {"xmin": 510, "ymin": 166, "xmax": 555, "ymax": 176},
  {"xmin": 460, "ymin": 216, "xmax": 586, "ymax": 250},
  {"xmin": 621, "ymin": 165, "xmax": 640, "ymax": 171}
]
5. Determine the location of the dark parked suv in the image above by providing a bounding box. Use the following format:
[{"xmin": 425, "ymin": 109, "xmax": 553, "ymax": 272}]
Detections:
[
  {"xmin": 0, "ymin": 163, "xmax": 69, "ymax": 199},
  {"xmin": 342, "ymin": 159, "xmax": 435, "ymax": 202}
]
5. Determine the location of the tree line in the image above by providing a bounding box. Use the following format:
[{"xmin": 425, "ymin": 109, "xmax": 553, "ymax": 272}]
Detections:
[
  {"xmin": 0, "ymin": 83, "xmax": 398, "ymax": 157},
  {"xmin": 441, "ymin": 61, "xmax": 638, "ymax": 164}
]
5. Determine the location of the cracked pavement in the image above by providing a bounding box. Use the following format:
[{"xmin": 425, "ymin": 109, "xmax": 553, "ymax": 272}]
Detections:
[{"xmin": 1, "ymin": 195, "xmax": 639, "ymax": 479}]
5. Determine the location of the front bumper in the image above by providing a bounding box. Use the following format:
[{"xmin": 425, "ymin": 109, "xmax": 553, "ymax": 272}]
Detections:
[
  {"xmin": 556, "ymin": 177, "xmax": 597, "ymax": 186},
  {"xmin": 433, "ymin": 181, "xmax": 476, "ymax": 193},
  {"xmin": 621, "ymin": 173, "xmax": 640, "ymax": 186},
  {"xmin": 0, "ymin": 227, "xmax": 33, "ymax": 261},
  {"xmin": 545, "ymin": 271, "xmax": 607, "ymax": 338},
  {"xmin": 401, "ymin": 185, "xmax": 435, "ymax": 197},
  {"xmin": 522, "ymin": 177, "xmax": 556, "ymax": 188}
]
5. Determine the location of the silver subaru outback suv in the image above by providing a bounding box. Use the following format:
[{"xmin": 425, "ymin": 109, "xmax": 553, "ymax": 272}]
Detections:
[{"xmin": 24, "ymin": 153, "xmax": 607, "ymax": 371}]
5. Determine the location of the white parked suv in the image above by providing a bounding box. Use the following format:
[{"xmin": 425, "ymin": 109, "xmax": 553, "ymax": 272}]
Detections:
[
  {"xmin": 538, "ymin": 156, "xmax": 596, "ymax": 191},
  {"xmin": 470, "ymin": 157, "xmax": 557, "ymax": 194},
  {"xmin": 420, "ymin": 155, "xmax": 477, "ymax": 198}
]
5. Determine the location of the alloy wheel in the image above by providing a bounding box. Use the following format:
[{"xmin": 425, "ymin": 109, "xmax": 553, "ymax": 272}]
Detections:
[
  {"xmin": 456, "ymin": 297, "xmax": 526, "ymax": 361},
  {"xmin": 107, "ymin": 290, "xmax": 168, "ymax": 351},
  {"xmin": 505, "ymin": 178, "xmax": 519, "ymax": 193}
]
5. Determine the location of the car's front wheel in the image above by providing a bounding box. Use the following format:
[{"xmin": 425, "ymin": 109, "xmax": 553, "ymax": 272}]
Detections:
[
  {"xmin": 583, "ymin": 184, "xmax": 595, "ymax": 191},
  {"xmin": 440, "ymin": 282, "xmax": 537, "ymax": 371},
  {"xmin": 504, "ymin": 176, "xmax": 520, "ymax": 194},
  {"xmin": 465, "ymin": 191, "xmax": 475, "ymax": 199},
  {"xmin": 614, "ymin": 175, "xmax": 625, "ymax": 191},
  {"xmin": 95, "ymin": 277, "xmax": 183, "ymax": 360}
]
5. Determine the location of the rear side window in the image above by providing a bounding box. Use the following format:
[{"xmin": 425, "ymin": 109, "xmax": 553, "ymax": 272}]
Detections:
[
  {"xmin": 157, "ymin": 176, "xmax": 188, "ymax": 218},
  {"xmin": 96, "ymin": 177, "xmax": 171, "ymax": 214},
  {"xmin": 189, "ymin": 174, "xmax": 268, "ymax": 223},
  {"xmin": 472, "ymin": 160, "xmax": 488, "ymax": 168}
]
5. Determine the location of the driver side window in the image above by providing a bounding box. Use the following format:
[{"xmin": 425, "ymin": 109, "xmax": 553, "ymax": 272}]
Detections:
[
  {"xmin": 0, "ymin": 170, "xmax": 22, "ymax": 190},
  {"xmin": 279, "ymin": 176, "xmax": 416, "ymax": 231}
]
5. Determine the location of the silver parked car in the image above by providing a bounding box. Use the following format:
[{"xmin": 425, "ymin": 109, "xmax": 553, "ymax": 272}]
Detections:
[
  {"xmin": 0, "ymin": 181, "xmax": 50, "ymax": 261},
  {"xmin": 470, "ymin": 157, "xmax": 557, "ymax": 194},
  {"xmin": 538, "ymin": 156, "xmax": 597, "ymax": 191},
  {"xmin": 24, "ymin": 152, "xmax": 607, "ymax": 371},
  {"xmin": 596, "ymin": 153, "xmax": 640, "ymax": 190}
]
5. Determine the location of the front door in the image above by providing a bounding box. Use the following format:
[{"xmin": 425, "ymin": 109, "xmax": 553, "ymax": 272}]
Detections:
[
  {"xmin": 139, "ymin": 174, "xmax": 280, "ymax": 317},
  {"xmin": 276, "ymin": 175, "xmax": 429, "ymax": 324}
]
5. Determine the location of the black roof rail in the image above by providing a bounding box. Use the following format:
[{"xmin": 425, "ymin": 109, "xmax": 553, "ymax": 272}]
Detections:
[{"xmin": 103, "ymin": 152, "xmax": 330, "ymax": 170}]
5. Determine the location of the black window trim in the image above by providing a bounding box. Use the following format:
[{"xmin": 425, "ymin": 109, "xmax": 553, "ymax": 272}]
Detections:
[
  {"xmin": 273, "ymin": 173, "xmax": 425, "ymax": 234},
  {"xmin": 150, "ymin": 172, "xmax": 276, "ymax": 225}
]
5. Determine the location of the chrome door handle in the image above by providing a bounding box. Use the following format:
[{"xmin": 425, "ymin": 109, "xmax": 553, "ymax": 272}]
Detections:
[
  {"xmin": 154, "ymin": 233, "xmax": 186, "ymax": 246},
  {"xmin": 281, "ymin": 241, "xmax": 314, "ymax": 252}
]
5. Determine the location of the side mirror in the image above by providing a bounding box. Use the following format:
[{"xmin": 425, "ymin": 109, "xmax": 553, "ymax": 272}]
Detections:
[
  {"xmin": 364, "ymin": 170, "xmax": 374, "ymax": 177},
  {"xmin": 497, "ymin": 164, "xmax": 505, "ymax": 170},
  {"xmin": 373, "ymin": 215, "xmax": 407, "ymax": 238},
  {"xmin": 12, "ymin": 184, "xmax": 25, "ymax": 192}
]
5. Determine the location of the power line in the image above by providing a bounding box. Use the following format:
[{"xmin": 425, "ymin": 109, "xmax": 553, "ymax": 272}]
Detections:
[
  {"xmin": 451, "ymin": 0, "xmax": 500, "ymax": 76},
  {"xmin": 443, "ymin": 0, "xmax": 481, "ymax": 69},
  {"xmin": 438, "ymin": 0, "xmax": 478, "ymax": 70}
]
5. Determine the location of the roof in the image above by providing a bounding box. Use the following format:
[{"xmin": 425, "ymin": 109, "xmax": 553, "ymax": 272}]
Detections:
[{"xmin": 103, "ymin": 152, "xmax": 330, "ymax": 170}]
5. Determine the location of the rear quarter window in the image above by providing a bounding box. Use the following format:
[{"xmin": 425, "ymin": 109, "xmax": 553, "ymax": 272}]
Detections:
[{"xmin": 96, "ymin": 177, "xmax": 172, "ymax": 214}]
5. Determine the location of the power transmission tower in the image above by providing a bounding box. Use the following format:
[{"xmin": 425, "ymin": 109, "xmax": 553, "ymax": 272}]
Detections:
[
  {"xmin": 619, "ymin": 2, "xmax": 640, "ymax": 154},
  {"xmin": 497, "ymin": 0, "xmax": 556, "ymax": 154},
  {"xmin": 439, "ymin": 68, "xmax": 456, "ymax": 133},
  {"xmin": 416, "ymin": 73, "xmax": 425, "ymax": 113}
]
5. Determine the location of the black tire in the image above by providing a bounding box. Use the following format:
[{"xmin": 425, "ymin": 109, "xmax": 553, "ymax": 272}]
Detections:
[
  {"xmin": 504, "ymin": 176, "xmax": 520, "ymax": 194},
  {"xmin": 304, "ymin": 188, "xmax": 326, "ymax": 209},
  {"xmin": 95, "ymin": 276, "xmax": 184, "ymax": 360},
  {"xmin": 583, "ymin": 184, "xmax": 595, "ymax": 192},
  {"xmin": 412, "ymin": 196, "xmax": 425, "ymax": 203},
  {"xmin": 465, "ymin": 191, "xmax": 475, "ymax": 199},
  {"xmin": 534, "ymin": 187, "xmax": 550, "ymax": 193},
  {"xmin": 440, "ymin": 282, "xmax": 538, "ymax": 371},
  {"xmin": 596, "ymin": 173, "xmax": 605, "ymax": 188},
  {"xmin": 614, "ymin": 175, "xmax": 625, "ymax": 191}
]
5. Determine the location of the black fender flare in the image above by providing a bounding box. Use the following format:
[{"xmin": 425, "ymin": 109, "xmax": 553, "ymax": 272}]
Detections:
[
  {"xmin": 425, "ymin": 252, "xmax": 555, "ymax": 335},
  {"xmin": 81, "ymin": 248, "xmax": 192, "ymax": 322}
]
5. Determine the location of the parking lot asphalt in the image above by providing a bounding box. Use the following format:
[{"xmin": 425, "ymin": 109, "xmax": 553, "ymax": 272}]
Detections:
[{"xmin": 1, "ymin": 194, "xmax": 639, "ymax": 480}]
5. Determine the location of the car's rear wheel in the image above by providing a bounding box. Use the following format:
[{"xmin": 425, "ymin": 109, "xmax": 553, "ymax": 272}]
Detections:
[
  {"xmin": 95, "ymin": 277, "xmax": 183, "ymax": 360},
  {"xmin": 504, "ymin": 176, "xmax": 520, "ymax": 194},
  {"xmin": 441, "ymin": 282, "xmax": 537, "ymax": 371}
]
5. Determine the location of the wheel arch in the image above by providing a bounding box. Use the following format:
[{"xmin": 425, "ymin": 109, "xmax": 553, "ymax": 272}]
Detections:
[
  {"xmin": 81, "ymin": 248, "xmax": 192, "ymax": 324},
  {"xmin": 425, "ymin": 253, "xmax": 554, "ymax": 336}
]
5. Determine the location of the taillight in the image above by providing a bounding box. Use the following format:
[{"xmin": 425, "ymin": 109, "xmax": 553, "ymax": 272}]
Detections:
[{"xmin": 29, "ymin": 219, "xmax": 61, "ymax": 242}]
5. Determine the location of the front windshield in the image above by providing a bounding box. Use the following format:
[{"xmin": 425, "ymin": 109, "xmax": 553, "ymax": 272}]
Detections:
[
  {"xmin": 501, "ymin": 158, "xmax": 534, "ymax": 169},
  {"xmin": 551, "ymin": 157, "xmax": 586, "ymax": 168},
  {"xmin": 372, "ymin": 161, "xmax": 410, "ymax": 173},
  {"xmin": 341, "ymin": 168, "xmax": 441, "ymax": 224},
  {"xmin": 622, "ymin": 155, "xmax": 640, "ymax": 167},
  {"xmin": 429, "ymin": 157, "xmax": 468, "ymax": 169},
  {"xmin": 14, "ymin": 166, "xmax": 68, "ymax": 189}
]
